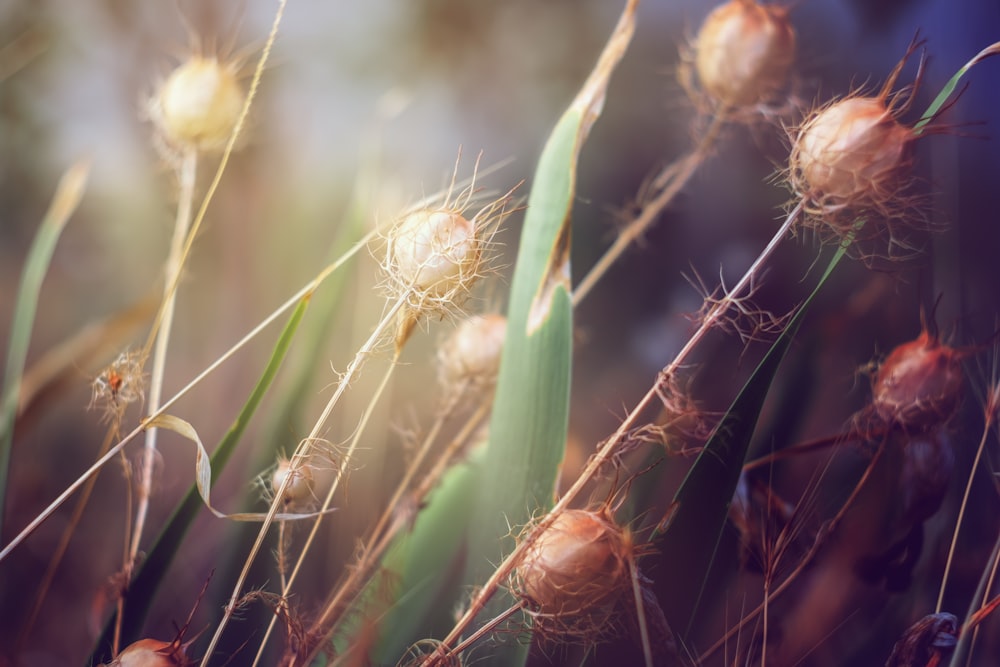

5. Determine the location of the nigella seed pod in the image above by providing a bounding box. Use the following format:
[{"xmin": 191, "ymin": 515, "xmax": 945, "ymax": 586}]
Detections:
[
  {"xmin": 515, "ymin": 509, "xmax": 632, "ymax": 634},
  {"xmin": 104, "ymin": 638, "xmax": 188, "ymax": 667},
  {"xmin": 271, "ymin": 458, "xmax": 315, "ymax": 509},
  {"xmin": 693, "ymin": 0, "xmax": 796, "ymax": 108},
  {"xmin": 871, "ymin": 330, "xmax": 964, "ymax": 431},
  {"xmin": 438, "ymin": 314, "xmax": 507, "ymax": 391},
  {"xmin": 388, "ymin": 209, "xmax": 480, "ymax": 298},
  {"xmin": 791, "ymin": 96, "xmax": 911, "ymax": 214},
  {"xmin": 153, "ymin": 56, "xmax": 245, "ymax": 151}
]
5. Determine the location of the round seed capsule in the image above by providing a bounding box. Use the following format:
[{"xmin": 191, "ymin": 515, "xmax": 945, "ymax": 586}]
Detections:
[
  {"xmin": 389, "ymin": 209, "xmax": 480, "ymax": 299},
  {"xmin": 438, "ymin": 314, "xmax": 507, "ymax": 390},
  {"xmin": 694, "ymin": 0, "xmax": 795, "ymax": 108},
  {"xmin": 872, "ymin": 330, "xmax": 963, "ymax": 431},
  {"xmin": 155, "ymin": 56, "xmax": 244, "ymax": 151}
]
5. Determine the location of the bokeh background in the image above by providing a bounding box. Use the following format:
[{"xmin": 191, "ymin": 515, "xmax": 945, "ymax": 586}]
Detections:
[{"xmin": 2, "ymin": 0, "xmax": 1000, "ymax": 665}]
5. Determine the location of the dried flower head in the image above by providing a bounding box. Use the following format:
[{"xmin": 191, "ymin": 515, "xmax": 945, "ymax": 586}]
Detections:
[
  {"xmin": 438, "ymin": 314, "xmax": 507, "ymax": 392},
  {"xmin": 91, "ymin": 349, "xmax": 146, "ymax": 425},
  {"xmin": 383, "ymin": 155, "xmax": 516, "ymax": 349},
  {"xmin": 515, "ymin": 509, "xmax": 633, "ymax": 639},
  {"xmin": 150, "ymin": 55, "xmax": 245, "ymax": 152},
  {"xmin": 788, "ymin": 39, "xmax": 936, "ymax": 257},
  {"xmin": 871, "ymin": 329, "xmax": 964, "ymax": 432},
  {"xmin": 689, "ymin": 0, "xmax": 796, "ymax": 110}
]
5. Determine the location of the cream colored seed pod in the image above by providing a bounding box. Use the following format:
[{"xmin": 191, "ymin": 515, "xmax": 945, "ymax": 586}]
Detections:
[
  {"xmin": 104, "ymin": 638, "xmax": 187, "ymax": 667},
  {"xmin": 271, "ymin": 458, "xmax": 315, "ymax": 509},
  {"xmin": 389, "ymin": 209, "xmax": 480, "ymax": 299},
  {"xmin": 791, "ymin": 96, "xmax": 911, "ymax": 212},
  {"xmin": 155, "ymin": 56, "xmax": 244, "ymax": 151},
  {"xmin": 516, "ymin": 510, "xmax": 631, "ymax": 619},
  {"xmin": 438, "ymin": 314, "xmax": 507, "ymax": 389},
  {"xmin": 694, "ymin": 0, "xmax": 795, "ymax": 108}
]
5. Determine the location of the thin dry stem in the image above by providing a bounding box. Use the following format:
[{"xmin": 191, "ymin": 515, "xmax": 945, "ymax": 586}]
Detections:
[
  {"xmin": 131, "ymin": 147, "xmax": 196, "ymax": 564},
  {"xmin": 573, "ymin": 112, "xmax": 726, "ymax": 306},
  {"xmin": 936, "ymin": 405, "xmax": 995, "ymax": 611},
  {"xmin": 421, "ymin": 202, "xmax": 803, "ymax": 666},
  {"xmin": 201, "ymin": 295, "xmax": 406, "ymax": 666},
  {"xmin": 0, "ymin": 235, "xmax": 371, "ymax": 563},
  {"xmin": 256, "ymin": 361, "xmax": 399, "ymax": 666}
]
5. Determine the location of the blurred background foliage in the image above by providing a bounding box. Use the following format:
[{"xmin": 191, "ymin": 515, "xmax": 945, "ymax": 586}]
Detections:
[{"xmin": 1, "ymin": 0, "xmax": 1000, "ymax": 664}]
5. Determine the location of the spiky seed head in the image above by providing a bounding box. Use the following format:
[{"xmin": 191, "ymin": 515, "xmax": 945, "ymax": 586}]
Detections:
[
  {"xmin": 104, "ymin": 639, "xmax": 188, "ymax": 667},
  {"xmin": 872, "ymin": 330, "xmax": 964, "ymax": 431},
  {"xmin": 438, "ymin": 314, "xmax": 507, "ymax": 391},
  {"xmin": 388, "ymin": 209, "xmax": 480, "ymax": 298},
  {"xmin": 271, "ymin": 458, "xmax": 315, "ymax": 509},
  {"xmin": 791, "ymin": 96, "xmax": 911, "ymax": 215},
  {"xmin": 515, "ymin": 510, "xmax": 631, "ymax": 626},
  {"xmin": 153, "ymin": 56, "xmax": 244, "ymax": 151},
  {"xmin": 694, "ymin": 0, "xmax": 795, "ymax": 108}
]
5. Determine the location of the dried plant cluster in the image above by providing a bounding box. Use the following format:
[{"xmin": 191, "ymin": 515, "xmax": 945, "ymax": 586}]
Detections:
[{"xmin": 1, "ymin": 2, "xmax": 999, "ymax": 667}]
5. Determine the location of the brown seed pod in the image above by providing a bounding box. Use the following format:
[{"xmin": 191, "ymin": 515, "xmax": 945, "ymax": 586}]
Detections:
[
  {"xmin": 691, "ymin": 0, "xmax": 796, "ymax": 109},
  {"xmin": 152, "ymin": 56, "xmax": 245, "ymax": 151},
  {"xmin": 787, "ymin": 40, "xmax": 935, "ymax": 256},
  {"xmin": 438, "ymin": 314, "xmax": 507, "ymax": 391},
  {"xmin": 104, "ymin": 638, "xmax": 189, "ymax": 667},
  {"xmin": 515, "ymin": 509, "xmax": 632, "ymax": 638},
  {"xmin": 871, "ymin": 329, "xmax": 964, "ymax": 432},
  {"xmin": 791, "ymin": 96, "xmax": 912, "ymax": 217}
]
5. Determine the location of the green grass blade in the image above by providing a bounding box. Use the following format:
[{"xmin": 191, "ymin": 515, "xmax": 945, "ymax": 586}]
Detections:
[
  {"xmin": 914, "ymin": 41, "xmax": 1000, "ymax": 133},
  {"xmin": 463, "ymin": 0, "xmax": 639, "ymax": 660},
  {"xmin": 364, "ymin": 445, "xmax": 486, "ymax": 663},
  {"xmin": 0, "ymin": 160, "xmax": 89, "ymax": 538},
  {"xmin": 89, "ymin": 295, "xmax": 309, "ymax": 663},
  {"xmin": 654, "ymin": 242, "xmax": 849, "ymax": 642}
]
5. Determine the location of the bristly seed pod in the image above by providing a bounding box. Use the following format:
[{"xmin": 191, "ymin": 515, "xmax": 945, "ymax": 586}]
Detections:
[
  {"xmin": 389, "ymin": 209, "xmax": 480, "ymax": 299},
  {"xmin": 438, "ymin": 314, "xmax": 507, "ymax": 392},
  {"xmin": 152, "ymin": 56, "xmax": 245, "ymax": 151},
  {"xmin": 515, "ymin": 509, "xmax": 632, "ymax": 638},
  {"xmin": 271, "ymin": 457, "xmax": 315, "ymax": 510},
  {"xmin": 103, "ymin": 638, "xmax": 189, "ymax": 667},
  {"xmin": 692, "ymin": 0, "xmax": 796, "ymax": 109},
  {"xmin": 788, "ymin": 39, "xmax": 934, "ymax": 253},
  {"xmin": 871, "ymin": 329, "xmax": 964, "ymax": 432}
]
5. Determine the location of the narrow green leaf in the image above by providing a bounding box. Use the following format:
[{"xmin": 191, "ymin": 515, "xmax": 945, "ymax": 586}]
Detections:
[
  {"xmin": 0, "ymin": 160, "xmax": 89, "ymax": 537},
  {"xmin": 89, "ymin": 296, "xmax": 308, "ymax": 663},
  {"xmin": 655, "ymin": 242, "xmax": 849, "ymax": 642},
  {"xmin": 914, "ymin": 40, "xmax": 1000, "ymax": 133},
  {"xmin": 463, "ymin": 0, "xmax": 640, "ymax": 661}
]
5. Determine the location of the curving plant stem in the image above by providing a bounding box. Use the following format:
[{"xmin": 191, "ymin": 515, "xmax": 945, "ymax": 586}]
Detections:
[
  {"xmin": 131, "ymin": 148, "xmax": 197, "ymax": 565},
  {"xmin": 573, "ymin": 112, "xmax": 727, "ymax": 307},
  {"xmin": 422, "ymin": 201, "xmax": 803, "ymax": 665}
]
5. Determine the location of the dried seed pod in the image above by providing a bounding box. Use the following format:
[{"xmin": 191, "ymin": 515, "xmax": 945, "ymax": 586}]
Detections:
[
  {"xmin": 515, "ymin": 509, "xmax": 632, "ymax": 636},
  {"xmin": 104, "ymin": 638, "xmax": 188, "ymax": 667},
  {"xmin": 388, "ymin": 209, "xmax": 480, "ymax": 299},
  {"xmin": 791, "ymin": 96, "xmax": 911, "ymax": 215},
  {"xmin": 693, "ymin": 0, "xmax": 796, "ymax": 108},
  {"xmin": 872, "ymin": 330, "xmax": 964, "ymax": 431},
  {"xmin": 271, "ymin": 457, "xmax": 315, "ymax": 509},
  {"xmin": 152, "ymin": 56, "xmax": 245, "ymax": 151},
  {"xmin": 787, "ymin": 40, "xmax": 935, "ymax": 255},
  {"xmin": 438, "ymin": 314, "xmax": 507, "ymax": 391},
  {"xmin": 885, "ymin": 612, "xmax": 958, "ymax": 667}
]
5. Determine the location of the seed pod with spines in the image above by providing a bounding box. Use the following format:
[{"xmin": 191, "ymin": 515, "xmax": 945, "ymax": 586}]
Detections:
[
  {"xmin": 787, "ymin": 39, "xmax": 938, "ymax": 256},
  {"xmin": 438, "ymin": 313, "xmax": 507, "ymax": 394},
  {"xmin": 690, "ymin": 0, "xmax": 796, "ymax": 110},
  {"xmin": 151, "ymin": 55, "xmax": 245, "ymax": 152},
  {"xmin": 103, "ymin": 638, "xmax": 189, "ymax": 667},
  {"xmin": 871, "ymin": 329, "xmax": 964, "ymax": 432},
  {"xmin": 383, "ymin": 170, "xmax": 514, "ymax": 351},
  {"xmin": 271, "ymin": 456, "xmax": 316, "ymax": 510},
  {"xmin": 514, "ymin": 509, "xmax": 633, "ymax": 640}
]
